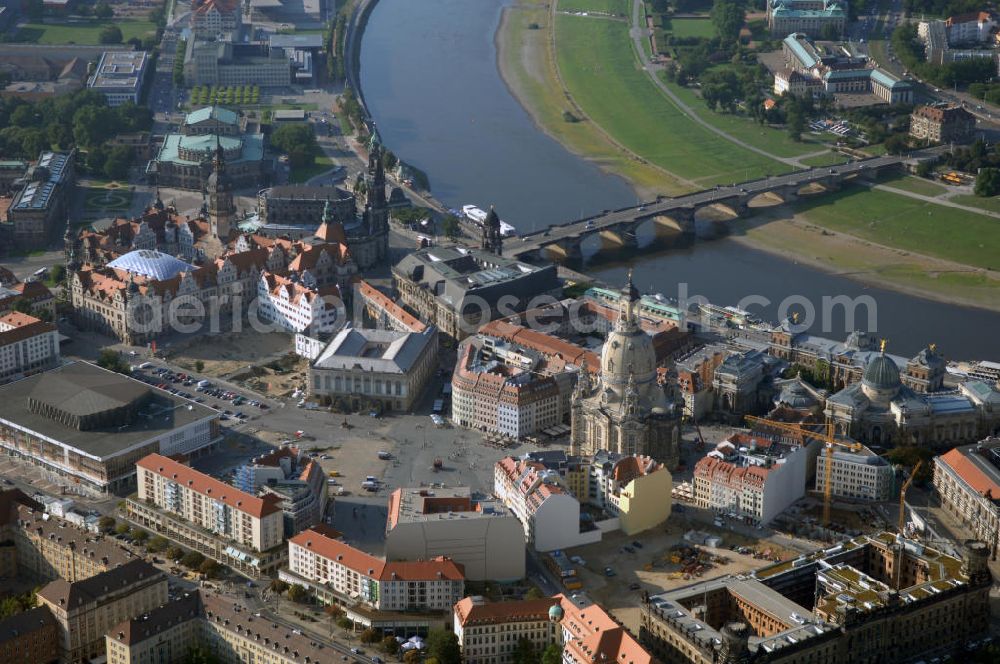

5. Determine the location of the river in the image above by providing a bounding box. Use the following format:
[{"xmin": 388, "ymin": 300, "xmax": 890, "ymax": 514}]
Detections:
[{"xmin": 359, "ymin": 0, "xmax": 1000, "ymax": 359}]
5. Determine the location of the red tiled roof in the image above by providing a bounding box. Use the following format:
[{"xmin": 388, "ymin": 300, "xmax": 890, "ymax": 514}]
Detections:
[
  {"xmin": 939, "ymin": 448, "xmax": 1000, "ymax": 497},
  {"xmin": 137, "ymin": 454, "xmax": 282, "ymax": 519}
]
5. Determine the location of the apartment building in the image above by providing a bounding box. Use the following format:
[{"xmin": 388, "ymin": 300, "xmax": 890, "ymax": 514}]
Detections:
[
  {"xmin": 934, "ymin": 437, "xmax": 1000, "ymax": 556},
  {"xmin": 910, "ymin": 104, "xmax": 977, "ymax": 144},
  {"xmin": 453, "ymin": 596, "xmax": 562, "ymax": 664},
  {"xmin": 37, "ymin": 559, "xmax": 167, "ymax": 663},
  {"xmin": 693, "ymin": 433, "xmax": 819, "ymax": 525},
  {"xmin": 0, "ymin": 311, "xmax": 59, "ymax": 383},
  {"xmin": 385, "ymin": 487, "xmax": 524, "ymax": 582},
  {"xmin": 815, "ymin": 444, "xmax": 894, "ymax": 501},
  {"xmin": 234, "ymin": 446, "xmax": 328, "ymax": 538},
  {"xmin": 576, "ymin": 450, "xmax": 672, "ymax": 535},
  {"xmin": 128, "ymin": 454, "xmax": 286, "ymax": 578},
  {"xmin": 0, "ymin": 606, "xmax": 58, "ymax": 664},
  {"xmin": 106, "ymin": 592, "xmax": 202, "ymax": 664},
  {"xmin": 454, "ymin": 593, "xmax": 653, "ymax": 664},
  {"xmin": 5, "ymin": 502, "xmax": 133, "ymax": 583},
  {"xmin": 284, "ymin": 525, "xmax": 464, "ymax": 612}
]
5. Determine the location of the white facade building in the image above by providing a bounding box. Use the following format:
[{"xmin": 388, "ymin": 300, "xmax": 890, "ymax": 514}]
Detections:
[
  {"xmin": 815, "ymin": 445, "xmax": 894, "ymax": 501},
  {"xmin": 255, "ymin": 272, "xmax": 341, "ymax": 335},
  {"xmin": 0, "ymin": 311, "xmax": 59, "ymax": 383},
  {"xmin": 87, "ymin": 51, "xmax": 148, "ymax": 107},
  {"xmin": 286, "ymin": 526, "xmax": 464, "ymax": 612}
]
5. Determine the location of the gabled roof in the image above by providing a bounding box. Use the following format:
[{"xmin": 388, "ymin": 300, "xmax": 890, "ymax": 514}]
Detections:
[
  {"xmin": 185, "ymin": 105, "xmax": 239, "ymax": 126},
  {"xmin": 137, "ymin": 453, "xmax": 282, "ymax": 518}
]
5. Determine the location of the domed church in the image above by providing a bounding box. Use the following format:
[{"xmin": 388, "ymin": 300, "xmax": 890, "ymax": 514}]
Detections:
[{"xmin": 571, "ymin": 273, "xmax": 681, "ymax": 469}]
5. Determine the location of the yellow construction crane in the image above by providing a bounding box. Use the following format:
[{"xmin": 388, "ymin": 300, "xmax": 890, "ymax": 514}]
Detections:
[
  {"xmin": 898, "ymin": 460, "xmax": 924, "ymax": 535},
  {"xmin": 744, "ymin": 416, "xmax": 862, "ymax": 526}
]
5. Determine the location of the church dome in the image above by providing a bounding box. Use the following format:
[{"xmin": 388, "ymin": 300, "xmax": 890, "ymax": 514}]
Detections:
[
  {"xmin": 600, "ymin": 320, "xmax": 657, "ymax": 387},
  {"xmin": 862, "ymin": 354, "xmax": 901, "ymax": 391},
  {"xmin": 776, "ymin": 380, "xmax": 817, "ymax": 409},
  {"xmin": 108, "ymin": 250, "xmax": 195, "ymax": 281},
  {"xmin": 548, "ymin": 604, "xmax": 564, "ymax": 622}
]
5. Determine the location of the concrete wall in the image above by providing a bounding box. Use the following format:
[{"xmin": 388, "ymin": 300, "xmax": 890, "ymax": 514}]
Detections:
[
  {"xmin": 619, "ymin": 468, "xmax": 672, "ymax": 535},
  {"xmin": 385, "ymin": 515, "xmax": 525, "ymax": 582}
]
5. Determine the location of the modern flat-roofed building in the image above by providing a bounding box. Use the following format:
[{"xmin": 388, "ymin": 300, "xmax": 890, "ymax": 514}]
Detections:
[
  {"xmin": 184, "ymin": 39, "xmax": 290, "ymax": 87},
  {"xmin": 0, "ymin": 361, "xmax": 222, "ymax": 495},
  {"xmin": 815, "ymin": 443, "xmax": 894, "ymax": 501},
  {"xmin": 385, "ymin": 487, "xmax": 525, "ymax": 582},
  {"xmin": 6, "ymin": 151, "xmax": 74, "ymax": 250},
  {"xmin": 309, "ymin": 325, "xmax": 438, "ymax": 413},
  {"xmin": 87, "ymin": 51, "xmax": 148, "ymax": 107},
  {"xmin": 0, "ymin": 311, "xmax": 59, "ymax": 383},
  {"xmin": 640, "ymin": 534, "xmax": 992, "ymax": 664},
  {"xmin": 392, "ymin": 246, "xmax": 561, "ymax": 341},
  {"xmin": 37, "ymin": 559, "xmax": 168, "ymax": 663},
  {"xmin": 234, "ymin": 446, "xmax": 328, "ymax": 538},
  {"xmin": 934, "ymin": 437, "xmax": 1000, "ymax": 556}
]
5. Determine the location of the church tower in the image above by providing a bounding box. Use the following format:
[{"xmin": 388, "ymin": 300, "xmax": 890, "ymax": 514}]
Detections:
[
  {"xmin": 481, "ymin": 205, "xmax": 503, "ymax": 255},
  {"xmin": 64, "ymin": 221, "xmax": 80, "ymax": 272},
  {"xmin": 205, "ymin": 137, "xmax": 235, "ymax": 243},
  {"xmin": 363, "ymin": 128, "xmax": 389, "ymax": 263}
]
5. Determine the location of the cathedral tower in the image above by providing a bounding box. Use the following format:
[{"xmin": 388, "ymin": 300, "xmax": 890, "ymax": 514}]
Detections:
[{"xmin": 205, "ymin": 137, "xmax": 234, "ymax": 242}]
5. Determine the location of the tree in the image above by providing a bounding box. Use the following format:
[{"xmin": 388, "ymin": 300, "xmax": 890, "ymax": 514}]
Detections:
[
  {"xmin": 48, "ymin": 264, "xmax": 66, "ymax": 285},
  {"xmin": 883, "ymin": 133, "xmax": 910, "ymax": 156},
  {"xmin": 525, "ymin": 586, "xmax": 545, "ymax": 600},
  {"xmin": 974, "ymin": 167, "xmax": 1000, "ymax": 197},
  {"xmin": 99, "ymin": 25, "xmax": 123, "ymax": 44},
  {"xmin": 269, "ymin": 579, "xmax": 289, "ymax": 594},
  {"xmin": 426, "ymin": 629, "xmax": 461, "ymax": 664},
  {"xmin": 146, "ymin": 536, "xmax": 169, "ymax": 552},
  {"xmin": 97, "ymin": 349, "xmax": 130, "ymax": 374},
  {"xmin": 98, "ymin": 516, "xmax": 116, "ymax": 533},
  {"xmin": 115, "ymin": 523, "xmax": 130, "ymax": 535},
  {"xmin": 382, "ymin": 635, "xmax": 400, "ymax": 655},
  {"xmin": 130, "ymin": 528, "xmax": 149, "ymax": 543},
  {"xmin": 103, "ymin": 145, "xmax": 133, "ymax": 180},
  {"xmin": 199, "ymin": 559, "xmax": 222, "ymax": 578},
  {"xmin": 711, "ymin": 0, "xmax": 745, "ymax": 45},
  {"xmin": 95, "ymin": 1, "xmax": 114, "ymax": 18},
  {"xmin": 403, "ymin": 650, "xmax": 422, "ymax": 664},
  {"xmin": 287, "ymin": 584, "xmax": 308, "ymax": 603},
  {"xmin": 270, "ymin": 123, "xmax": 319, "ymax": 159},
  {"xmin": 181, "ymin": 551, "xmax": 206, "ymax": 569},
  {"xmin": 440, "ymin": 214, "xmax": 460, "ymax": 238},
  {"xmin": 541, "ymin": 644, "xmax": 562, "ymax": 664},
  {"xmin": 166, "ymin": 546, "xmax": 184, "ymax": 561},
  {"xmin": 185, "ymin": 645, "xmax": 221, "ymax": 664},
  {"xmin": 324, "ymin": 604, "xmax": 344, "ymax": 619},
  {"xmin": 336, "ymin": 616, "xmax": 353, "ymax": 631},
  {"xmin": 360, "ymin": 628, "xmax": 382, "ymax": 644},
  {"xmin": 195, "ymin": 360, "xmax": 205, "ymax": 372},
  {"xmin": 512, "ymin": 638, "xmax": 537, "ymax": 664}
]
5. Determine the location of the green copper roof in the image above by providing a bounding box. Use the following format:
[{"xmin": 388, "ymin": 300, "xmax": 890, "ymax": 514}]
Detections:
[
  {"xmin": 156, "ymin": 133, "xmax": 264, "ymax": 166},
  {"xmin": 184, "ymin": 105, "xmax": 239, "ymax": 127}
]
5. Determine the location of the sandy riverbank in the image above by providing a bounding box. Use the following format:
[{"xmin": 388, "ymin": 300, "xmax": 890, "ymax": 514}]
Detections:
[{"xmin": 494, "ymin": 3, "xmax": 1000, "ymax": 311}]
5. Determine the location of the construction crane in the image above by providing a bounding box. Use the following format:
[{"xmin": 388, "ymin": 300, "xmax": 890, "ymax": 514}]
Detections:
[
  {"xmin": 898, "ymin": 460, "xmax": 924, "ymax": 536},
  {"xmin": 744, "ymin": 416, "xmax": 862, "ymax": 526}
]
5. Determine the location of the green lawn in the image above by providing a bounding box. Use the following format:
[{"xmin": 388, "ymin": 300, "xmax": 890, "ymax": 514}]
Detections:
[
  {"xmin": 558, "ymin": 0, "xmax": 628, "ymax": 15},
  {"xmin": 15, "ymin": 20, "xmax": 157, "ymax": 45},
  {"xmin": 555, "ymin": 15, "xmax": 789, "ymax": 185},
  {"xmin": 289, "ymin": 154, "xmax": 336, "ymax": 184},
  {"xmin": 794, "ymin": 185, "xmax": 1000, "ymax": 270},
  {"xmin": 800, "ymin": 152, "xmax": 852, "ymax": 167},
  {"xmin": 664, "ymin": 18, "xmax": 715, "ymax": 38},
  {"xmin": 950, "ymin": 194, "xmax": 1000, "ymax": 214},
  {"xmin": 661, "ymin": 78, "xmax": 825, "ymax": 159},
  {"xmin": 881, "ymin": 175, "xmax": 948, "ymax": 197}
]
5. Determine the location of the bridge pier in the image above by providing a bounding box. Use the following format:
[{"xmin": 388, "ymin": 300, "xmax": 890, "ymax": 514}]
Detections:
[{"xmin": 778, "ymin": 185, "xmax": 800, "ymax": 203}]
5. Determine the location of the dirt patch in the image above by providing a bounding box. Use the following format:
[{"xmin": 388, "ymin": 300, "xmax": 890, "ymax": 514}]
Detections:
[{"xmin": 562, "ymin": 521, "xmax": 800, "ymax": 632}]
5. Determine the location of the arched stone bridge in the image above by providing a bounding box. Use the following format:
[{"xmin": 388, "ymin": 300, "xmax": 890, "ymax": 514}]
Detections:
[{"xmin": 504, "ymin": 152, "xmax": 922, "ymax": 262}]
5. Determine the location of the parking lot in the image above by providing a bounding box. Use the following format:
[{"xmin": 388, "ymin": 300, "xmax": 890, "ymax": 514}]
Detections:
[{"xmin": 131, "ymin": 364, "xmax": 277, "ymax": 425}]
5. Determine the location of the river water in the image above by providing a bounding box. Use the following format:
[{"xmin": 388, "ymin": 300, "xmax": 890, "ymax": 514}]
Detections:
[{"xmin": 360, "ymin": 0, "xmax": 1000, "ymax": 359}]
